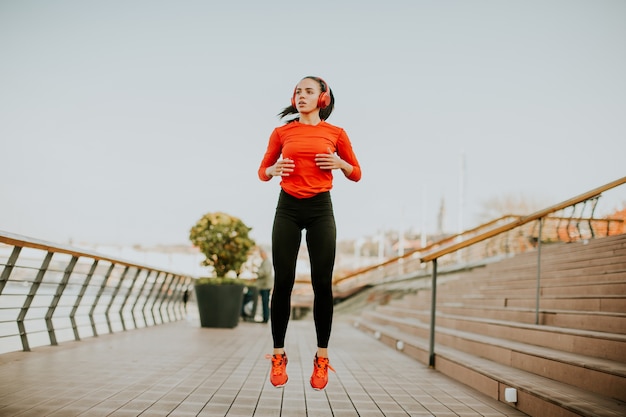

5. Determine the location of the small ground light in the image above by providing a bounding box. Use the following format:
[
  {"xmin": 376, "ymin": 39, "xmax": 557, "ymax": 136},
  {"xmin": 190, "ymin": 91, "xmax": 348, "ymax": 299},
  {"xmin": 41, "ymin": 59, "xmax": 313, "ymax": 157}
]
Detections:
[
  {"xmin": 374, "ymin": 331, "xmax": 381, "ymax": 340},
  {"xmin": 505, "ymin": 388, "xmax": 517, "ymax": 403},
  {"xmin": 396, "ymin": 340, "xmax": 404, "ymax": 351}
]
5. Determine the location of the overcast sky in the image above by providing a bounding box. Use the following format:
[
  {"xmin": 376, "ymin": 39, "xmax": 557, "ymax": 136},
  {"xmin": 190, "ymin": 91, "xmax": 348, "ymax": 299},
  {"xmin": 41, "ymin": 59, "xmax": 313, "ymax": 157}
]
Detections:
[{"xmin": 1, "ymin": 0, "xmax": 625, "ymax": 248}]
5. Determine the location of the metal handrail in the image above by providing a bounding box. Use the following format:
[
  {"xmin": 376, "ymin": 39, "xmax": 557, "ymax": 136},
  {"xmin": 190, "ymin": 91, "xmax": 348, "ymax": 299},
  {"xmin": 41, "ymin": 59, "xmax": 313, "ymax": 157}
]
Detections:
[
  {"xmin": 324, "ymin": 177, "xmax": 625, "ymax": 294},
  {"xmin": 0, "ymin": 231, "xmax": 194, "ymax": 354},
  {"xmin": 419, "ymin": 176, "xmax": 626, "ymax": 366},
  {"xmin": 421, "ymin": 176, "xmax": 626, "ymax": 262},
  {"xmin": 328, "ymin": 214, "xmax": 525, "ymax": 289}
]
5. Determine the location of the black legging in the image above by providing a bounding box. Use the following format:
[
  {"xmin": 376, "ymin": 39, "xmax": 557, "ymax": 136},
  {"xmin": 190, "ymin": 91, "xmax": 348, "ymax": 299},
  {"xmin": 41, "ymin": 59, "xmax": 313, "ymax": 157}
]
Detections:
[{"xmin": 271, "ymin": 190, "xmax": 336, "ymax": 349}]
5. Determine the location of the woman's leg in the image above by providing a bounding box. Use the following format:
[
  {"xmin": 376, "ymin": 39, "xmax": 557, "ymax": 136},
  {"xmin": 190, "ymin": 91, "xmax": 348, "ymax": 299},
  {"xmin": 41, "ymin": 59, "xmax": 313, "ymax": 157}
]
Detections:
[
  {"xmin": 306, "ymin": 212, "xmax": 336, "ymax": 349},
  {"xmin": 270, "ymin": 211, "xmax": 302, "ymax": 349}
]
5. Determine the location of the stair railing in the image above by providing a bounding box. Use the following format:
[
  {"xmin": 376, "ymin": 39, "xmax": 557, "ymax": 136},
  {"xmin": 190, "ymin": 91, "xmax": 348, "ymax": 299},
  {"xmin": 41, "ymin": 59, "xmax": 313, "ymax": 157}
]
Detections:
[{"xmin": 419, "ymin": 176, "xmax": 626, "ymax": 366}]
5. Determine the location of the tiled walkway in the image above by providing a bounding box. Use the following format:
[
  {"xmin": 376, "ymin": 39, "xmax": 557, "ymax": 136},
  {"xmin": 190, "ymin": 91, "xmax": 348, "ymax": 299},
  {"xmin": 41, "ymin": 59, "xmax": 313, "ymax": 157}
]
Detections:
[{"xmin": 0, "ymin": 312, "xmax": 528, "ymax": 417}]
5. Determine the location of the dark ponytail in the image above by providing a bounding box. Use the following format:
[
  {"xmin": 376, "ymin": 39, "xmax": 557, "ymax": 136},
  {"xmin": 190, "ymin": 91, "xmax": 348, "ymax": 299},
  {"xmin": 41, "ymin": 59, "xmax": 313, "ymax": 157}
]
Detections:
[
  {"xmin": 278, "ymin": 76, "xmax": 335, "ymax": 123},
  {"xmin": 278, "ymin": 104, "xmax": 299, "ymax": 123}
]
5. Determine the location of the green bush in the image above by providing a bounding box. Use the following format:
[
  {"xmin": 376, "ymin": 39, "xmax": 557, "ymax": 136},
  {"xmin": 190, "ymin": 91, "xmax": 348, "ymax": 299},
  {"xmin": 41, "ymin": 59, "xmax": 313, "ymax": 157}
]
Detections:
[{"xmin": 189, "ymin": 212, "xmax": 256, "ymax": 278}]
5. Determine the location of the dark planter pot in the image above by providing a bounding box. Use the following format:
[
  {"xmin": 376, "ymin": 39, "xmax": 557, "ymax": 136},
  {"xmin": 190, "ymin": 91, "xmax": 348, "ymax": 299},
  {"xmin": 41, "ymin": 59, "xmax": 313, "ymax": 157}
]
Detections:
[{"xmin": 194, "ymin": 283, "xmax": 245, "ymax": 328}]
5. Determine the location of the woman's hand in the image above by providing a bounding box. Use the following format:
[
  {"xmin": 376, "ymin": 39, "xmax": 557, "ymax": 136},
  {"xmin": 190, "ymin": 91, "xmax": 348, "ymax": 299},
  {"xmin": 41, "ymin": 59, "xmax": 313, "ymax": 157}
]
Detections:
[
  {"xmin": 266, "ymin": 158, "xmax": 295, "ymax": 178},
  {"xmin": 315, "ymin": 148, "xmax": 353, "ymax": 176}
]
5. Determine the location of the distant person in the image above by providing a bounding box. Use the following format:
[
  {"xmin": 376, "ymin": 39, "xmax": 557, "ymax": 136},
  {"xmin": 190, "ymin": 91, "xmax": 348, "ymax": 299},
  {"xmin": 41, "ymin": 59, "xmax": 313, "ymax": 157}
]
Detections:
[
  {"xmin": 182, "ymin": 289, "xmax": 189, "ymax": 313},
  {"xmin": 258, "ymin": 76, "xmax": 362, "ymax": 390},
  {"xmin": 255, "ymin": 247, "xmax": 273, "ymax": 324},
  {"xmin": 241, "ymin": 282, "xmax": 257, "ymax": 321}
]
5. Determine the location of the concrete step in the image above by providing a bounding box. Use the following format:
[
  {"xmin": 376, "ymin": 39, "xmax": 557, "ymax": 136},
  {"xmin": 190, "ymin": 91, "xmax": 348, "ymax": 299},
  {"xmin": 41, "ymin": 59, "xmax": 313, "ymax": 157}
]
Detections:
[
  {"xmin": 353, "ymin": 318, "xmax": 626, "ymax": 417},
  {"xmin": 376, "ymin": 305, "xmax": 626, "ymax": 362},
  {"xmin": 486, "ymin": 240, "xmax": 626, "ymax": 274},
  {"xmin": 397, "ymin": 290, "xmax": 626, "ymax": 314},
  {"xmin": 361, "ymin": 310, "xmax": 626, "ymax": 402},
  {"xmin": 505, "ymin": 295, "xmax": 626, "ymax": 313},
  {"xmin": 413, "ymin": 303, "xmax": 626, "ymax": 334},
  {"xmin": 483, "ymin": 235, "xmax": 625, "ymax": 264},
  {"xmin": 478, "ymin": 279, "xmax": 626, "ymax": 295}
]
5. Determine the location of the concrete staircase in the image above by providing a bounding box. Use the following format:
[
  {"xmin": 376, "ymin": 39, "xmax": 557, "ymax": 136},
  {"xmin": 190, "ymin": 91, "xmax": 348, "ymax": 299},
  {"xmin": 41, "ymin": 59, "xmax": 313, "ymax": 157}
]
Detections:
[{"xmin": 353, "ymin": 233, "xmax": 626, "ymax": 417}]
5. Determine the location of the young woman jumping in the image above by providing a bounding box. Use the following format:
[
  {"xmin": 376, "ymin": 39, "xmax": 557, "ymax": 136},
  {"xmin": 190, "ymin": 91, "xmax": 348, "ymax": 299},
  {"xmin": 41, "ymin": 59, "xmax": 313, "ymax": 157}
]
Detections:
[{"xmin": 258, "ymin": 76, "xmax": 362, "ymax": 390}]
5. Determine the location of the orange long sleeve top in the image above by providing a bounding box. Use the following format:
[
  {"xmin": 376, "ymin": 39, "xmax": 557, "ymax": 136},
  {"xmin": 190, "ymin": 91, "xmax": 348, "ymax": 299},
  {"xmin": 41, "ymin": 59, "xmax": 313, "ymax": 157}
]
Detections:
[{"xmin": 258, "ymin": 120, "xmax": 362, "ymax": 199}]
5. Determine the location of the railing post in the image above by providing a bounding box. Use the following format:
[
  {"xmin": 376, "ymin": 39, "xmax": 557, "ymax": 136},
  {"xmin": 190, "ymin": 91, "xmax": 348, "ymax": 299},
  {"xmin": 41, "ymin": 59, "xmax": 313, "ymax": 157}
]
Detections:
[
  {"xmin": 152, "ymin": 273, "xmax": 170, "ymax": 325},
  {"xmin": 46, "ymin": 255, "xmax": 79, "ymax": 346},
  {"xmin": 428, "ymin": 258, "xmax": 438, "ymax": 368},
  {"xmin": 182, "ymin": 277, "xmax": 192, "ymax": 317},
  {"xmin": 535, "ymin": 218, "xmax": 543, "ymax": 325},
  {"xmin": 71, "ymin": 259, "xmax": 99, "ymax": 341},
  {"xmin": 144, "ymin": 271, "xmax": 162, "ymax": 326},
  {"xmin": 0, "ymin": 246, "xmax": 22, "ymax": 295},
  {"xmin": 166, "ymin": 275, "xmax": 184, "ymax": 321},
  {"xmin": 105, "ymin": 266, "xmax": 129, "ymax": 334},
  {"xmin": 588, "ymin": 196, "xmax": 599, "ymax": 238},
  {"xmin": 18, "ymin": 251, "xmax": 54, "ymax": 351},
  {"xmin": 119, "ymin": 268, "xmax": 142, "ymax": 331},
  {"xmin": 131, "ymin": 270, "xmax": 153, "ymax": 328},
  {"xmin": 174, "ymin": 276, "xmax": 191, "ymax": 319},
  {"xmin": 90, "ymin": 263, "xmax": 115, "ymax": 337},
  {"xmin": 159, "ymin": 274, "xmax": 176, "ymax": 323}
]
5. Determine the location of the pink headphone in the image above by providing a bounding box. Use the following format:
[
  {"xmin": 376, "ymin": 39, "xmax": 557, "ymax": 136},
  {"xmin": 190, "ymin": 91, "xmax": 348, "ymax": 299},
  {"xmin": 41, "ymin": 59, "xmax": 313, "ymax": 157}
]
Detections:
[{"xmin": 291, "ymin": 78, "xmax": 331, "ymax": 109}]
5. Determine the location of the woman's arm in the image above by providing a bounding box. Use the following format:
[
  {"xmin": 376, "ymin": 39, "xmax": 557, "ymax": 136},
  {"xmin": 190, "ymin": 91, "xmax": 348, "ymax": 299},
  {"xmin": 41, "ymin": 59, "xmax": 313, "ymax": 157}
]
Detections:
[
  {"xmin": 335, "ymin": 130, "xmax": 361, "ymax": 181},
  {"xmin": 258, "ymin": 129, "xmax": 282, "ymax": 181}
]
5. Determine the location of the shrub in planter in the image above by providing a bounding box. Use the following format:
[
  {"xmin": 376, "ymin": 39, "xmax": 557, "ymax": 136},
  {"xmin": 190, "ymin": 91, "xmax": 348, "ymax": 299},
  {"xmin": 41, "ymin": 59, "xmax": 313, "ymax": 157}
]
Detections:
[{"xmin": 189, "ymin": 212, "xmax": 256, "ymax": 328}]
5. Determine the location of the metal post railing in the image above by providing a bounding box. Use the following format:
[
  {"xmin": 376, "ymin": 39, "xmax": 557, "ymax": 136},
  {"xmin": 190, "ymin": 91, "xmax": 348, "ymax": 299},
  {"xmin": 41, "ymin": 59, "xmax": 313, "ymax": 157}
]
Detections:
[
  {"xmin": 90, "ymin": 263, "xmax": 115, "ymax": 337},
  {"xmin": 131, "ymin": 269, "xmax": 153, "ymax": 328},
  {"xmin": 18, "ymin": 252, "xmax": 53, "ymax": 351},
  {"xmin": 160, "ymin": 273, "xmax": 176, "ymax": 323},
  {"xmin": 0, "ymin": 232, "xmax": 194, "ymax": 354},
  {"xmin": 428, "ymin": 258, "xmax": 438, "ymax": 368},
  {"xmin": 119, "ymin": 268, "xmax": 141, "ymax": 331},
  {"xmin": 106, "ymin": 265, "xmax": 128, "ymax": 334},
  {"xmin": 0, "ymin": 247, "xmax": 21, "ymax": 295},
  {"xmin": 399, "ymin": 177, "xmax": 624, "ymax": 372},
  {"xmin": 144, "ymin": 271, "xmax": 163, "ymax": 326},
  {"xmin": 71, "ymin": 259, "xmax": 98, "ymax": 341},
  {"xmin": 535, "ymin": 218, "xmax": 543, "ymax": 325},
  {"xmin": 152, "ymin": 273, "xmax": 170, "ymax": 325},
  {"xmin": 46, "ymin": 255, "xmax": 79, "ymax": 346}
]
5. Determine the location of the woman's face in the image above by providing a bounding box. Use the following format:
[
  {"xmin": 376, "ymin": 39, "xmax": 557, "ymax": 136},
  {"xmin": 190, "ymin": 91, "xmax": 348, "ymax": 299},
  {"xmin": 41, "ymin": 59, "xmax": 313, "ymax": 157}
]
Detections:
[{"xmin": 293, "ymin": 78, "xmax": 322, "ymax": 114}]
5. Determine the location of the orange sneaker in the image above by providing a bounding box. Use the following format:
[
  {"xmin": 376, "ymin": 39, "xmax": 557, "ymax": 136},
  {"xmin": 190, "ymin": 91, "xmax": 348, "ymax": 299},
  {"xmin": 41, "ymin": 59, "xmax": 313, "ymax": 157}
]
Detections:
[
  {"xmin": 266, "ymin": 353, "xmax": 288, "ymax": 387},
  {"xmin": 310, "ymin": 355, "xmax": 335, "ymax": 390}
]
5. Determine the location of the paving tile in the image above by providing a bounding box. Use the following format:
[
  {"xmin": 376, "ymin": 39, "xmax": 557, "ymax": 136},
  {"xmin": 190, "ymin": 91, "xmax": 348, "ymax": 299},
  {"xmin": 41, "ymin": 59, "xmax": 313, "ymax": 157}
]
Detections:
[
  {"xmin": 0, "ymin": 314, "xmax": 528, "ymax": 417},
  {"xmin": 332, "ymin": 410, "xmax": 360, "ymax": 417}
]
